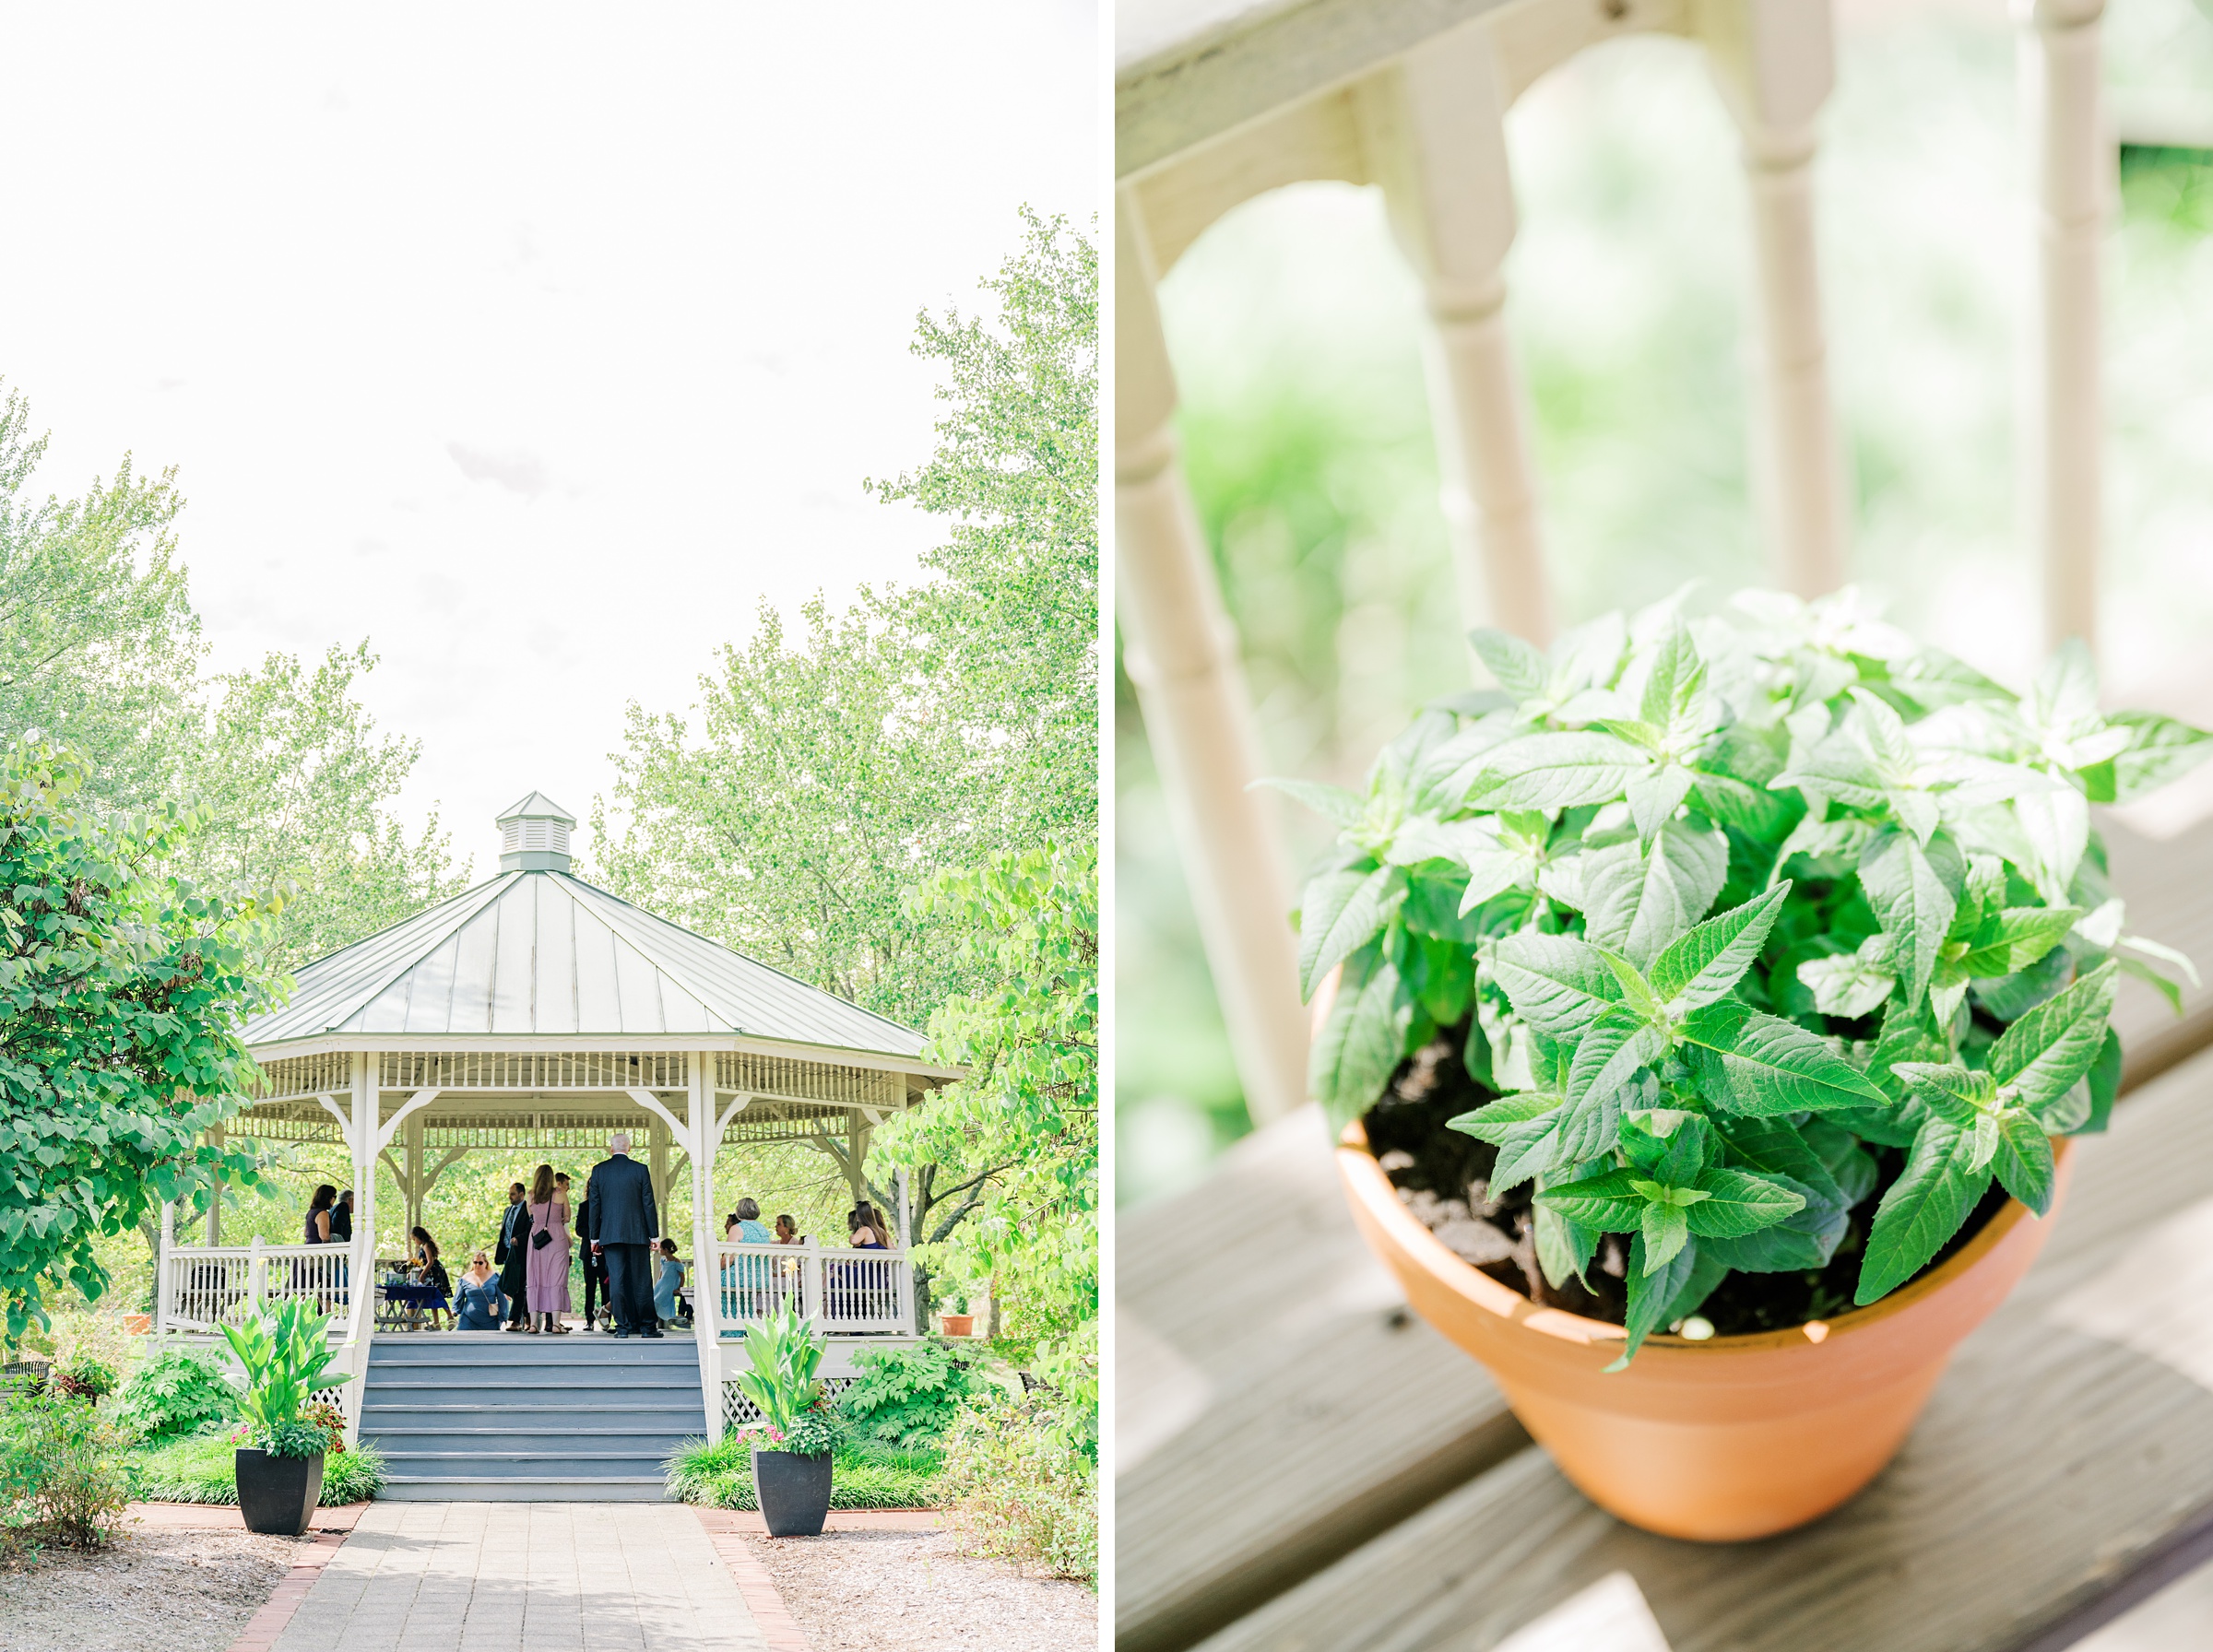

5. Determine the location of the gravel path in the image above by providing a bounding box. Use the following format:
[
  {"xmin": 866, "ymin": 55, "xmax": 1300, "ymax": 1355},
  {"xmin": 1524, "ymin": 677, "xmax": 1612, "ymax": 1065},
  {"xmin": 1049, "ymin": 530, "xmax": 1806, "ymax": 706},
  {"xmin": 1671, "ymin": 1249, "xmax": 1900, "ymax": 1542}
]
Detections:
[
  {"xmin": 745, "ymin": 1528, "xmax": 1095, "ymax": 1652},
  {"xmin": 0, "ymin": 1521, "xmax": 304, "ymax": 1652}
]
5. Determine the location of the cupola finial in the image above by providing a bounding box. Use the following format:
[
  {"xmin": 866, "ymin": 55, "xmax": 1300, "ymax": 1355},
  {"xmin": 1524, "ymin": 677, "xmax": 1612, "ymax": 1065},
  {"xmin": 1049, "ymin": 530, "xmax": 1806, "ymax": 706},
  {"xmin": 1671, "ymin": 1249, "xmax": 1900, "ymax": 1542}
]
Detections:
[{"xmin": 495, "ymin": 791, "xmax": 575, "ymax": 873}]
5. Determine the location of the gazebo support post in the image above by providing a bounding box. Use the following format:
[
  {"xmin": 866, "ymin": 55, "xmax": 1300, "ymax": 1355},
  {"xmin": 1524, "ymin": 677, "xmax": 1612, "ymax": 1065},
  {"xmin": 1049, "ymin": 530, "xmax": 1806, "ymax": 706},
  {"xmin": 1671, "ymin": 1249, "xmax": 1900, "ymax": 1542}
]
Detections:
[
  {"xmin": 689, "ymin": 1056, "xmax": 722, "ymax": 1436},
  {"xmin": 337, "ymin": 1054, "xmax": 378, "ymax": 1447},
  {"xmin": 157, "ymin": 1197, "xmax": 175, "ymax": 1334},
  {"xmin": 404, "ymin": 1111, "xmax": 425, "ymax": 1237},
  {"xmin": 649, "ymin": 1118, "xmax": 670, "ymax": 1240},
  {"xmin": 205, "ymin": 1123, "xmax": 224, "ymax": 1245}
]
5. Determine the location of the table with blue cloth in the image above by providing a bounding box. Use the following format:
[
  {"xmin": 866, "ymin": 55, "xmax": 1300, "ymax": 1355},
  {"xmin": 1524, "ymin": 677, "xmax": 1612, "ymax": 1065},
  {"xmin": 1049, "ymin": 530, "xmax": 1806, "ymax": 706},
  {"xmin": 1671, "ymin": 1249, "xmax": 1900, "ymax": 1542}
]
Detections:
[{"xmin": 376, "ymin": 1280, "xmax": 448, "ymax": 1331}]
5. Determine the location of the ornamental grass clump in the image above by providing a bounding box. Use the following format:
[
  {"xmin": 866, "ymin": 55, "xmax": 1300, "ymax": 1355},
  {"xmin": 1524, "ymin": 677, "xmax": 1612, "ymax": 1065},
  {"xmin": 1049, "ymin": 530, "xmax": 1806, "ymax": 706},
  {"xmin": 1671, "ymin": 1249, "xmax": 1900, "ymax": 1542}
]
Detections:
[{"xmin": 1287, "ymin": 591, "xmax": 2210, "ymax": 1366}]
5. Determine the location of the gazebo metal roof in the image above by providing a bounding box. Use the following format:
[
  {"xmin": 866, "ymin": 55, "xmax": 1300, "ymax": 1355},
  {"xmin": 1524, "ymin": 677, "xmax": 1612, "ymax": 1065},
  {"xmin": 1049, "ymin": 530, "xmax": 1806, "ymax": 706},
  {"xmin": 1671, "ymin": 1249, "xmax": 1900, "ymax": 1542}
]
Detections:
[{"xmin": 243, "ymin": 867, "xmax": 928, "ymax": 1059}]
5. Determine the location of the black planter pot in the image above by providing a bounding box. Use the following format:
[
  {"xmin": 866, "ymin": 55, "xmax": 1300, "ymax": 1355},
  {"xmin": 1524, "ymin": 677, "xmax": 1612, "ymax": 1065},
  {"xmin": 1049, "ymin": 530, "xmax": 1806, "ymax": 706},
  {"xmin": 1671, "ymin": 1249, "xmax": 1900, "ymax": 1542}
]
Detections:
[
  {"xmin": 751, "ymin": 1448, "xmax": 833, "ymax": 1537},
  {"xmin": 235, "ymin": 1448, "xmax": 325, "ymax": 1537}
]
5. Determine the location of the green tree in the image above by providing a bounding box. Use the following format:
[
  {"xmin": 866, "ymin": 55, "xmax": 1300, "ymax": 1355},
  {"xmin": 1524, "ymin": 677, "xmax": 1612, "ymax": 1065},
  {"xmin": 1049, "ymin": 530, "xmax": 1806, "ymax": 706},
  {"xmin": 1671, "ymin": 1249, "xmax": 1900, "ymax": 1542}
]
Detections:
[
  {"xmin": 593, "ymin": 212, "xmax": 1097, "ymax": 1027},
  {"xmin": 174, "ymin": 643, "xmax": 468, "ymax": 971},
  {"xmin": 874, "ymin": 842, "xmax": 1097, "ymax": 1339},
  {"xmin": 0, "ymin": 387, "xmax": 201, "ymax": 812},
  {"xmin": 0, "ymin": 739, "xmax": 283, "ymax": 1344},
  {"xmin": 868, "ymin": 206, "xmax": 1099, "ymax": 856},
  {"xmin": 0, "ymin": 388, "xmax": 465, "ymax": 975}
]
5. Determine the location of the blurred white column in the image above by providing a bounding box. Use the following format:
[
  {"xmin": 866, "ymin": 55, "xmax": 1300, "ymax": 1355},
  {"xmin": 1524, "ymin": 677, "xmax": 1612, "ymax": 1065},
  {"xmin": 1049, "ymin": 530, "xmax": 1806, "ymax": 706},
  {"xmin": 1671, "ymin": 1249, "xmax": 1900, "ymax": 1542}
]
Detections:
[{"xmin": 1118, "ymin": 191, "xmax": 1309, "ymax": 1127}]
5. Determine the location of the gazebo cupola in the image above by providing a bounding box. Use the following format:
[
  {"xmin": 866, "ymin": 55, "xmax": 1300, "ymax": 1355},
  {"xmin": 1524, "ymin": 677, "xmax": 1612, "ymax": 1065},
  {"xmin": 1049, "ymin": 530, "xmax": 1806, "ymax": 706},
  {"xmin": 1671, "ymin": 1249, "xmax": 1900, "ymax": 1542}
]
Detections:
[{"xmin": 497, "ymin": 791, "xmax": 575, "ymax": 872}]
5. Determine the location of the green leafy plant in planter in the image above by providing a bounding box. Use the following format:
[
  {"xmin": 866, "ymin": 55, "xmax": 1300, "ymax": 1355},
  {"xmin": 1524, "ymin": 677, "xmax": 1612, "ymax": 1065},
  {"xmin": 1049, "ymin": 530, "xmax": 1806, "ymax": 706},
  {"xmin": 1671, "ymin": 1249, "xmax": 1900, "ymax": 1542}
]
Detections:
[
  {"xmin": 1289, "ymin": 591, "xmax": 2209, "ymax": 1369},
  {"xmin": 734, "ymin": 1302, "xmax": 842, "ymax": 1535},
  {"xmin": 219, "ymin": 1297, "xmax": 354, "ymax": 1534}
]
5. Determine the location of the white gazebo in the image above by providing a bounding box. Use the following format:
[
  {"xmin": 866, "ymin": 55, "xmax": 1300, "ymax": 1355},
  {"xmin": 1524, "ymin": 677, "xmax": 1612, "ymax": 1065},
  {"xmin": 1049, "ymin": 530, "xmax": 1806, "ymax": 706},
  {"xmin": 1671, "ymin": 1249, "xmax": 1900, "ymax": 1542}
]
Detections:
[{"xmin": 156, "ymin": 792, "xmax": 961, "ymax": 1440}]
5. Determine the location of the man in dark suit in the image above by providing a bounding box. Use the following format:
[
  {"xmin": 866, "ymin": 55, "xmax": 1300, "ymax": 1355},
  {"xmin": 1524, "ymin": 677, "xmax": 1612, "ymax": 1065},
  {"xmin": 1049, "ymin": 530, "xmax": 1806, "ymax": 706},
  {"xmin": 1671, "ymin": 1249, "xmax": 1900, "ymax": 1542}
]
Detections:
[
  {"xmin": 585, "ymin": 1133, "xmax": 660, "ymax": 1339},
  {"xmin": 494, "ymin": 1182, "xmax": 531, "ymax": 1332}
]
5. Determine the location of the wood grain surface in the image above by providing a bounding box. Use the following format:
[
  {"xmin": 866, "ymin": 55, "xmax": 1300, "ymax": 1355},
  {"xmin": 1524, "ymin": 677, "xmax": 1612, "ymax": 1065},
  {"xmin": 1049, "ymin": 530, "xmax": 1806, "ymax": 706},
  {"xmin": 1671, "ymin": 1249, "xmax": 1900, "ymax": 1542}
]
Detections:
[{"xmin": 1192, "ymin": 1044, "xmax": 2213, "ymax": 1652}]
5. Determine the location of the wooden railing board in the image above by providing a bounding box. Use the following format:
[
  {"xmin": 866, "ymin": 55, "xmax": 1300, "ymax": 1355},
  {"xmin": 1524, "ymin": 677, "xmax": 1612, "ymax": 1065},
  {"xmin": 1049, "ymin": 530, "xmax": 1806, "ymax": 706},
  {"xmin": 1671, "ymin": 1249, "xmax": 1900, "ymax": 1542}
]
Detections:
[
  {"xmin": 1190, "ymin": 1044, "xmax": 2213, "ymax": 1652},
  {"xmin": 1118, "ymin": 815, "xmax": 2213, "ymax": 1651}
]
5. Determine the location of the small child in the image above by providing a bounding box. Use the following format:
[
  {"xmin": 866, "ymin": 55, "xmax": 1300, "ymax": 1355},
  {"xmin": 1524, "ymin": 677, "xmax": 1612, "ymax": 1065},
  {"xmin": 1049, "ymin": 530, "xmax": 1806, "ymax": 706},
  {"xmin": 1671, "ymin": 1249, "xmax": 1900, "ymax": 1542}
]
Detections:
[{"xmin": 653, "ymin": 1237, "xmax": 689, "ymax": 1328}]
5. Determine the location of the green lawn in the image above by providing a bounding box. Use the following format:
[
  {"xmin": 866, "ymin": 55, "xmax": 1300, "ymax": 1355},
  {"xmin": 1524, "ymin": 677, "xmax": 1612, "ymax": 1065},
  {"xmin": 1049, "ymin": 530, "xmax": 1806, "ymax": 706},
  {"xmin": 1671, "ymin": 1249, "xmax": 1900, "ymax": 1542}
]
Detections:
[
  {"xmin": 127, "ymin": 1429, "xmax": 386, "ymax": 1505},
  {"xmin": 665, "ymin": 1435, "xmax": 943, "ymax": 1511}
]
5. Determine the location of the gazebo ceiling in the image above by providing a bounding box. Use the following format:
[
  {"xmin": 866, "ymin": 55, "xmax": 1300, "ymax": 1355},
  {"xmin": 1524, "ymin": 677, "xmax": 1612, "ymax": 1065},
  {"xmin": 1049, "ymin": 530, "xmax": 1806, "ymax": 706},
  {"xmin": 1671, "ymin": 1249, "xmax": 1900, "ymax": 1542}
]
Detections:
[{"xmin": 242, "ymin": 796, "xmax": 929, "ymax": 1062}]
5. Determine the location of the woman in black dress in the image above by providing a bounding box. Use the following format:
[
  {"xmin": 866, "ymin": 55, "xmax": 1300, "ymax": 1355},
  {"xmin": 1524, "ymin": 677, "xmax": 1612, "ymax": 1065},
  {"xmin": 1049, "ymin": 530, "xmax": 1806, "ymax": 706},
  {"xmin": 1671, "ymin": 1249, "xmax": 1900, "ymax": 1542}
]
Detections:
[
  {"xmin": 409, "ymin": 1225, "xmax": 454, "ymax": 1330},
  {"xmin": 302, "ymin": 1185, "xmax": 337, "ymax": 1245}
]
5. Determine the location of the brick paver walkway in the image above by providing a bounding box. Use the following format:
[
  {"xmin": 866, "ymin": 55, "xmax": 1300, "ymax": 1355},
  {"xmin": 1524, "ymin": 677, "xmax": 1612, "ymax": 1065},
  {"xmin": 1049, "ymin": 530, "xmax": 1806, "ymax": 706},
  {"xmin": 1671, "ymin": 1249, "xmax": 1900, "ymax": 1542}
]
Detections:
[{"xmin": 268, "ymin": 1503, "xmax": 769, "ymax": 1652}]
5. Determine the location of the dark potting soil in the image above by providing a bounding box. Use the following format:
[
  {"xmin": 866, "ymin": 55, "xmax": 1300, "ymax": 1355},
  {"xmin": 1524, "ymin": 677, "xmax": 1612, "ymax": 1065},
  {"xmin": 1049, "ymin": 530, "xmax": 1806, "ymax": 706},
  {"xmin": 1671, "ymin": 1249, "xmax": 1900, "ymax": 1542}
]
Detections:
[{"xmin": 1361, "ymin": 1028, "xmax": 2011, "ymax": 1338}]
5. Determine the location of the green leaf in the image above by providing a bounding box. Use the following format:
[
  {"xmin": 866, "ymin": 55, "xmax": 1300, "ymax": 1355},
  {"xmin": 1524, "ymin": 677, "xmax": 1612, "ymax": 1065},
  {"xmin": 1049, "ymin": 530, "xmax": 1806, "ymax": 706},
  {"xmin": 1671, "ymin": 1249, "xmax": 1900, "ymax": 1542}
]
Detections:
[
  {"xmin": 1626, "ymin": 763, "xmax": 1695, "ymax": 844},
  {"xmin": 1701, "ymin": 1224, "xmax": 1828, "ymax": 1272},
  {"xmin": 1891, "ymin": 1061, "xmax": 1994, "ymax": 1124},
  {"xmin": 1464, "ymin": 732, "xmax": 1653, "ymax": 811},
  {"xmin": 1487, "ymin": 934, "xmax": 1622, "ymax": 1036},
  {"xmin": 1774, "ymin": 734, "xmax": 1886, "ymax": 813},
  {"xmin": 1680, "ymin": 1000, "xmax": 1892, "ymax": 1115},
  {"xmin": 1619, "ymin": 1108, "xmax": 1710, "ymax": 1183},
  {"xmin": 1447, "ymin": 1091, "xmax": 1561, "ymax": 1145},
  {"xmin": 2109, "ymin": 711, "xmax": 2213, "ymax": 803},
  {"xmin": 2080, "ymin": 1027, "xmax": 2122, "ymax": 1133},
  {"xmin": 1991, "ymin": 1113, "xmax": 2055, "ymax": 1216},
  {"xmin": 1639, "ymin": 624, "xmax": 1710, "ymax": 741},
  {"xmin": 1534, "ymin": 1202, "xmax": 1599, "ymax": 1291},
  {"xmin": 1566, "ymin": 1007, "xmax": 1668, "ymax": 1116},
  {"xmin": 1797, "ymin": 949, "xmax": 1897, "ymax": 1019},
  {"xmin": 1858, "ymin": 825, "xmax": 1963, "ymax": 1012},
  {"xmin": 1769, "ymin": 813, "xmax": 1875, "ymax": 885},
  {"xmin": 1688, "ymin": 766, "xmax": 1799, "ymax": 843},
  {"xmin": 2118, "ymin": 955, "xmax": 2183, "ymax": 1017},
  {"xmin": 1714, "ymin": 1115, "xmax": 1849, "ymax": 1215},
  {"xmin": 1987, "ymin": 960, "xmax": 2118, "ymax": 1112},
  {"xmin": 2014, "ymin": 785, "xmax": 2089, "ymax": 906},
  {"xmin": 1470, "ymin": 627, "xmax": 1551, "ymax": 702},
  {"xmin": 1296, "ymin": 866, "xmax": 1407, "ymax": 1002},
  {"xmin": 1255, "ymin": 777, "xmax": 1366, "ymax": 830},
  {"xmin": 1640, "ymin": 1201, "xmax": 1692, "ymax": 1272},
  {"xmin": 1308, "ymin": 958, "xmax": 1411, "ymax": 1130},
  {"xmin": 1608, "ymin": 1233, "xmax": 1700, "ymax": 1369},
  {"xmin": 1650, "ymin": 882, "xmax": 1790, "ymax": 1010},
  {"xmin": 1683, "ymin": 1167, "xmax": 1805, "ymax": 1237},
  {"xmin": 1856, "ymin": 1116, "xmax": 1993, "ymax": 1304},
  {"xmin": 1956, "ymin": 907, "xmax": 2082, "ymax": 979},
  {"xmin": 1580, "ymin": 818, "xmax": 1729, "ymax": 968},
  {"xmin": 1535, "ymin": 1166, "xmax": 1650, "ymax": 1232}
]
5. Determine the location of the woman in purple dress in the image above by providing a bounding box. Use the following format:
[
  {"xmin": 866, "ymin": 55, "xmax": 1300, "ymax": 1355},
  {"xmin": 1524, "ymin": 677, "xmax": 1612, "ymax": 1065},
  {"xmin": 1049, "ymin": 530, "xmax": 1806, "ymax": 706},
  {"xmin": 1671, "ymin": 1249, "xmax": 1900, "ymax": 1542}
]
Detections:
[{"xmin": 525, "ymin": 1162, "xmax": 574, "ymax": 1334}]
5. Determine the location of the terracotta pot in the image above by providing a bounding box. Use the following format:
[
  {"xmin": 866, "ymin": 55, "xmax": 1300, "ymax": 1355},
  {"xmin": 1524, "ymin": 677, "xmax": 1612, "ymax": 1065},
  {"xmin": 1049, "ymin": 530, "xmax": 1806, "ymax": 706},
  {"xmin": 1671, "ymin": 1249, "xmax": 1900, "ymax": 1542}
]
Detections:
[
  {"xmin": 123, "ymin": 1314, "xmax": 151, "ymax": 1335},
  {"xmin": 940, "ymin": 1314, "xmax": 975, "ymax": 1338},
  {"xmin": 1340, "ymin": 1119, "xmax": 2073, "ymax": 1540}
]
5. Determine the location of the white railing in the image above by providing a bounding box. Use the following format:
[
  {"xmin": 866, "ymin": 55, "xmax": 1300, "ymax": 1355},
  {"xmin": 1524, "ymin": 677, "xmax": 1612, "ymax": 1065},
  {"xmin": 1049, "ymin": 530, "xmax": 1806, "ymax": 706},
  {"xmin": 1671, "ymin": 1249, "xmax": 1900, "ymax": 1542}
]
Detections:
[
  {"xmin": 160, "ymin": 1238, "xmax": 353, "ymax": 1332},
  {"xmin": 711, "ymin": 1242, "xmax": 911, "ymax": 1336}
]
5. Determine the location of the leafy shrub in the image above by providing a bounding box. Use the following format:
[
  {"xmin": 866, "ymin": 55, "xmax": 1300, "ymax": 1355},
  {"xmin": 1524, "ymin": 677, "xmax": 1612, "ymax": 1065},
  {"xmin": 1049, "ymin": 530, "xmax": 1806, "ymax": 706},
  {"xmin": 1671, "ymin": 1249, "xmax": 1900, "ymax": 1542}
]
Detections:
[
  {"xmin": 129, "ymin": 1428, "xmax": 385, "ymax": 1505},
  {"xmin": 839, "ymin": 1339, "xmax": 982, "ymax": 1446},
  {"xmin": 1290, "ymin": 594, "xmax": 2212, "ymax": 1364},
  {"xmin": 0, "ymin": 1389, "xmax": 131, "ymax": 1549},
  {"xmin": 51, "ymin": 1355, "xmax": 117, "ymax": 1401},
  {"xmin": 942, "ymin": 1386, "xmax": 1095, "ymax": 1583},
  {"xmin": 664, "ymin": 1434, "xmax": 943, "ymax": 1510},
  {"xmin": 112, "ymin": 1345, "xmax": 241, "ymax": 1442}
]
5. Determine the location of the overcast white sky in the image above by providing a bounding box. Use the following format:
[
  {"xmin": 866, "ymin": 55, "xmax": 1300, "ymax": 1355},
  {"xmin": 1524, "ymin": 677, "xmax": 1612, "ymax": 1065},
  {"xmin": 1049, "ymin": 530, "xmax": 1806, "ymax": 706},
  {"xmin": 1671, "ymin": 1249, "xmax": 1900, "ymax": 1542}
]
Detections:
[{"xmin": 1, "ymin": 4, "xmax": 1097, "ymax": 879}]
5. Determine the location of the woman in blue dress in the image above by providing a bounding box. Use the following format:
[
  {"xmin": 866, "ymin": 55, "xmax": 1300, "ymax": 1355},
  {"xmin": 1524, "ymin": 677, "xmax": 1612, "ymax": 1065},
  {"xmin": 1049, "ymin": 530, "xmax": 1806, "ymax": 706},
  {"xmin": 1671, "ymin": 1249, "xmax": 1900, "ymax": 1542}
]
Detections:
[{"xmin": 453, "ymin": 1251, "xmax": 506, "ymax": 1331}]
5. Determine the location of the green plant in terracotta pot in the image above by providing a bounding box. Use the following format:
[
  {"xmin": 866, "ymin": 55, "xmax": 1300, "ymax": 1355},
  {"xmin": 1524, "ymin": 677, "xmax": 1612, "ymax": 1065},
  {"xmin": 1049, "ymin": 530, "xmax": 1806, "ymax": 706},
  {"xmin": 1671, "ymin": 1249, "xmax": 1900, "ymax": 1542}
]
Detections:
[{"xmin": 1285, "ymin": 589, "xmax": 2208, "ymax": 1539}]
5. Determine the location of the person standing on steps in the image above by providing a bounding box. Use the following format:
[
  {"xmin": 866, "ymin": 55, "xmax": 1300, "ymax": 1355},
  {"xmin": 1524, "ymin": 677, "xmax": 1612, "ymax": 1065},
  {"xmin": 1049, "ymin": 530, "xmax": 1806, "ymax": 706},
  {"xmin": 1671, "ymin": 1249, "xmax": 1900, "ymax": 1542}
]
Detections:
[
  {"xmin": 494, "ymin": 1181, "xmax": 532, "ymax": 1332},
  {"xmin": 525, "ymin": 1162, "xmax": 574, "ymax": 1334},
  {"xmin": 576, "ymin": 1170, "xmax": 609, "ymax": 1332},
  {"xmin": 585, "ymin": 1131, "xmax": 660, "ymax": 1339}
]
